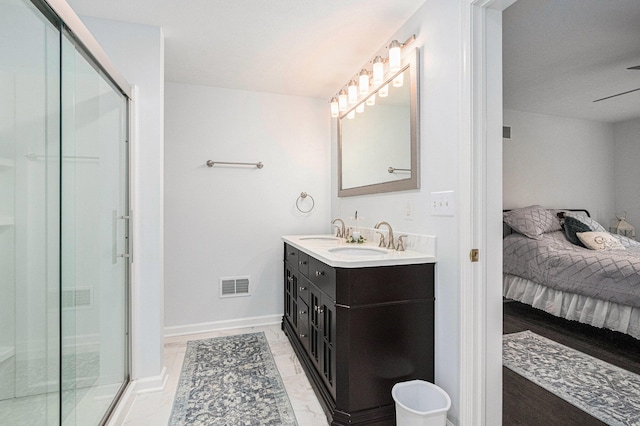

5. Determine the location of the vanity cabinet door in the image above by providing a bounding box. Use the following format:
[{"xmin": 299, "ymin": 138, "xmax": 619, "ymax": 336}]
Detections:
[
  {"xmin": 284, "ymin": 263, "xmax": 299, "ymax": 331},
  {"xmin": 321, "ymin": 295, "xmax": 337, "ymax": 398},
  {"xmin": 309, "ymin": 285, "xmax": 322, "ymax": 370}
]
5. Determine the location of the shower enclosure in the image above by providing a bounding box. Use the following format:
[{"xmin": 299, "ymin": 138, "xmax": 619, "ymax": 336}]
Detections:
[{"xmin": 0, "ymin": 0, "xmax": 131, "ymax": 424}]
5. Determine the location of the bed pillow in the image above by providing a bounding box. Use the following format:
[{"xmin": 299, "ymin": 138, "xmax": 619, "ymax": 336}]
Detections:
[
  {"xmin": 564, "ymin": 216, "xmax": 592, "ymax": 247},
  {"xmin": 503, "ymin": 205, "xmax": 560, "ymax": 239},
  {"xmin": 563, "ymin": 211, "xmax": 607, "ymax": 232},
  {"xmin": 576, "ymin": 232, "xmax": 626, "ymax": 251}
]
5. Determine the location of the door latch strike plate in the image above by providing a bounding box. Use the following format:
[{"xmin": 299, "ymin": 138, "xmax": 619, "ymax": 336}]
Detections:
[{"xmin": 470, "ymin": 249, "xmax": 479, "ymax": 262}]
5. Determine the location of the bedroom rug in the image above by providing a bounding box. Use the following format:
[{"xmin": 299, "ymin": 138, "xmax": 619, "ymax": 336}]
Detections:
[
  {"xmin": 503, "ymin": 330, "xmax": 640, "ymax": 426},
  {"xmin": 169, "ymin": 332, "xmax": 298, "ymax": 425}
]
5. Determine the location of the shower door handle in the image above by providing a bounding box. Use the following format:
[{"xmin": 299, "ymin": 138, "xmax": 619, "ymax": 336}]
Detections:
[{"xmin": 113, "ymin": 210, "xmax": 132, "ymax": 264}]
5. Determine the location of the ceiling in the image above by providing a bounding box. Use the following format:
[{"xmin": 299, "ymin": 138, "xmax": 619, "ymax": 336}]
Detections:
[
  {"xmin": 66, "ymin": 0, "xmax": 427, "ymax": 100},
  {"xmin": 504, "ymin": 0, "xmax": 640, "ymax": 124}
]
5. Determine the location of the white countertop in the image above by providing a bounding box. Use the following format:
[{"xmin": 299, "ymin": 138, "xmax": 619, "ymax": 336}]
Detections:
[{"xmin": 282, "ymin": 234, "xmax": 436, "ymax": 268}]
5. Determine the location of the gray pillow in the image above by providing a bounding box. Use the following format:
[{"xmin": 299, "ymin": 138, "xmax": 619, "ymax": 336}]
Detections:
[
  {"xmin": 503, "ymin": 205, "xmax": 560, "ymax": 239},
  {"xmin": 563, "ymin": 211, "xmax": 606, "ymax": 232},
  {"xmin": 564, "ymin": 216, "xmax": 591, "ymax": 247}
]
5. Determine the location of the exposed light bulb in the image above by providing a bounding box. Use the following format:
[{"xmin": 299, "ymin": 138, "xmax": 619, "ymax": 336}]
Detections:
[
  {"xmin": 348, "ymin": 80, "xmax": 358, "ymax": 104},
  {"xmin": 330, "ymin": 97, "xmax": 339, "ymax": 118},
  {"xmin": 372, "ymin": 56, "xmax": 384, "ymax": 85},
  {"xmin": 356, "ymin": 102, "xmax": 365, "ymax": 113},
  {"xmin": 366, "ymin": 93, "xmax": 376, "ymax": 106},
  {"xmin": 358, "ymin": 69, "xmax": 369, "ymax": 95},
  {"xmin": 388, "ymin": 40, "xmax": 402, "ymax": 72},
  {"xmin": 392, "ymin": 72, "xmax": 404, "ymax": 87},
  {"xmin": 338, "ymin": 89, "xmax": 348, "ymax": 111},
  {"xmin": 347, "ymin": 110, "xmax": 355, "ymax": 119},
  {"xmin": 379, "ymin": 84, "xmax": 389, "ymax": 97}
]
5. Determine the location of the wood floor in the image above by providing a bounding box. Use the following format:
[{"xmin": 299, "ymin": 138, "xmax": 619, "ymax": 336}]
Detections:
[{"xmin": 502, "ymin": 300, "xmax": 640, "ymax": 425}]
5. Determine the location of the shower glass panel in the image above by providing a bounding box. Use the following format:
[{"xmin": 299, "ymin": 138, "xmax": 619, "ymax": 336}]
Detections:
[
  {"xmin": 0, "ymin": 0, "xmax": 130, "ymax": 424},
  {"xmin": 60, "ymin": 31, "xmax": 129, "ymax": 426},
  {"xmin": 0, "ymin": 0, "xmax": 61, "ymax": 424}
]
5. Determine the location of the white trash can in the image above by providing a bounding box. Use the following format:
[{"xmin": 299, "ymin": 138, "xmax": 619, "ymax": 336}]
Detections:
[{"xmin": 392, "ymin": 380, "xmax": 451, "ymax": 426}]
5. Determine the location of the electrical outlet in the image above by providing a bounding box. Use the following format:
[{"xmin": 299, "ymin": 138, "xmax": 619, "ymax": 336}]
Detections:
[
  {"xmin": 404, "ymin": 199, "xmax": 413, "ymax": 220},
  {"xmin": 430, "ymin": 191, "xmax": 455, "ymax": 216}
]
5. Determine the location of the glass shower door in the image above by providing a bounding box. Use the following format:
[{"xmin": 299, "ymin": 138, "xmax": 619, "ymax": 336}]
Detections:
[
  {"xmin": 0, "ymin": 0, "xmax": 61, "ymax": 424},
  {"xmin": 60, "ymin": 31, "xmax": 129, "ymax": 425}
]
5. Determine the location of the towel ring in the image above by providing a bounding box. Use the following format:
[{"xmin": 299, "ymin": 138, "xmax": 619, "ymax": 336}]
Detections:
[{"xmin": 296, "ymin": 192, "xmax": 315, "ymax": 213}]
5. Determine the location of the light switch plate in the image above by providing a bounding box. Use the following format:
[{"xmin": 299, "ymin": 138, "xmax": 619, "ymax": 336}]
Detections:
[{"xmin": 430, "ymin": 191, "xmax": 455, "ymax": 216}]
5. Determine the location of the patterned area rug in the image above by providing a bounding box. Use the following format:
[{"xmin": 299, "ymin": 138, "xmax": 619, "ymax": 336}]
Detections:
[
  {"xmin": 169, "ymin": 332, "xmax": 298, "ymax": 425},
  {"xmin": 503, "ymin": 330, "xmax": 640, "ymax": 426}
]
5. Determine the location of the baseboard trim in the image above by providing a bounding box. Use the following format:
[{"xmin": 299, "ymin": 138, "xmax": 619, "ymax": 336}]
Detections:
[
  {"xmin": 106, "ymin": 367, "xmax": 168, "ymax": 425},
  {"xmin": 164, "ymin": 314, "xmax": 283, "ymax": 338}
]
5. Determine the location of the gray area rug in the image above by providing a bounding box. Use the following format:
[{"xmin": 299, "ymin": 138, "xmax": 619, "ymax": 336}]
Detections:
[
  {"xmin": 169, "ymin": 332, "xmax": 297, "ymax": 425},
  {"xmin": 503, "ymin": 330, "xmax": 640, "ymax": 426}
]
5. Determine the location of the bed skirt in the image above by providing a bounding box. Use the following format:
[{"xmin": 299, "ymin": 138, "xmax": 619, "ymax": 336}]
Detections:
[{"xmin": 503, "ymin": 273, "xmax": 640, "ymax": 340}]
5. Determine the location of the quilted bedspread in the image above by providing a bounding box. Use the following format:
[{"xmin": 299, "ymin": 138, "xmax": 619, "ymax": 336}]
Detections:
[{"xmin": 503, "ymin": 231, "xmax": 640, "ymax": 308}]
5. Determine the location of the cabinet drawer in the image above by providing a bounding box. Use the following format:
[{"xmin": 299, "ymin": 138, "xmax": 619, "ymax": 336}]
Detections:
[
  {"xmin": 298, "ymin": 278, "xmax": 310, "ymax": 306},
  {"xmin": 309, "ymin": 257, "xmax": 336, "ymax": 299},
  {"xmin": 297, "ymin": 300, "xmax": 310, "ymax": 350},
  {"xmin": 284, "ymin": 244, "xmax": 298, "ymax": 264},
  {"xmin": 298, "ymin": 251, "xmax": 310, "ymax": 278}
]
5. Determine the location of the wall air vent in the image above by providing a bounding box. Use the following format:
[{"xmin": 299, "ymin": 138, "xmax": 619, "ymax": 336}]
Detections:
[
  {"xmin": 503, "ymin": 125, "xmax": 512, "ymax": 140},
  {"xmin": 220, "ymin": 276, "xmax": 251, "ymax": 298}
]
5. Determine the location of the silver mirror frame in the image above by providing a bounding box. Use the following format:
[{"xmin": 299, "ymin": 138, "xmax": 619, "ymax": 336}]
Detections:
[{"xmin": 338, "ymin": 48, "xmax": 419, "ymax": 197}]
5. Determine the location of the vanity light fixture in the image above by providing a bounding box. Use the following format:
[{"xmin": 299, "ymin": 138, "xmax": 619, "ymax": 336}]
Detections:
[
  {"xmin": 372, "ymin": 56, "xmax": 385, "ymax": 85},
  {"xmin": 338, "ymin": 89, "xmax": 348, "ymax": 111},
  {"xmin": 388, "ymin": 35, "xmax": 416, "ymax": 72},
  {"xmin": 358, "ymin": 69, "xmax": 370, "ymax": 95},
  {"xmin": 330, "ymin": 97, "xmax": 339, "ymax": 118},
  {"xmin": 379, "ymin": 83, "xmax": 389, "ymax": 97},
  {"xmin": 328, "ymin": 34, "xmax": 414, "ymax": 117},
  {"xmin": 348, "ymin": 80, "xmax": 358, "ymax": 104},
  {"xmin": 356, "ymin": 102, "xmax": 365, "ymax": 113}
]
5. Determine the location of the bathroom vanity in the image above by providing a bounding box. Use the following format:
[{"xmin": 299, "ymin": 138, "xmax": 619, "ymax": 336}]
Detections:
[{"xmin": 281, "ymin": 235, "xmax": 436, "ymax": 425}]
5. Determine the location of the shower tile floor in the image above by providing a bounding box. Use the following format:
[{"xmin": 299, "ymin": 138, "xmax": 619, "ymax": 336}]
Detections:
[{"xmin": 121, "ymin": 324, "xmax": 329, "ymax": 425}]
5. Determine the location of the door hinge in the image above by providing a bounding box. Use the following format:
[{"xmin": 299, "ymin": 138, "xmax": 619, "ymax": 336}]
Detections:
[{"xmin": 470, "ymin": 249, "xmax": 479, "ymax": 262}]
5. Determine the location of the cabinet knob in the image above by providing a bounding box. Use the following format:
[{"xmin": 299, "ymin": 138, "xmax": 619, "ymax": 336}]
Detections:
[
  {"xmin": 299, "ymin": 310, "xmax": 307, "ymax": 315},
  {"xmin": 288, "ymin": 252, "xmax": 296, "ymax": 256},
  {"xmin": 315, "ymin": 306, "xmax": 325, "ymax": 314},
  {"xmin": 299, "ymin": 260, "xmax": 307, "ymax": 265},
  {"xmin": 315, "ymin": 270, "xmax": 325, "ymax": 277},
  {"xmin": 299, "ymin": 333, "xmax": 307, "ymax": 338},
  {"xmin": 287, "ymin": 276, "xmax": 293, "ymax": 282},
  {"xmin": 299, "ymin": 286, "xmax": 307, "ymax": 291}
]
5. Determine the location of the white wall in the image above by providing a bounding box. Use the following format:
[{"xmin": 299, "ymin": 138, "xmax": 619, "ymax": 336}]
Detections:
[
  {"xmin": 332, "ymin": 1, "xmax": 463, "ymax": 422},
  {"xmin": 614, "ymin": 118, "xmax": 640, "ymax": 231},
  {"xmin": 163, "ymin": 83, "xmax": 331, "ymax": 330},
  {"xmin": 80, "ymin": 17, "xmax": 165, "ymax": 381},
  {"xmin": 503, "ymin": 109, "xmax": 616, "ymax": 225}
]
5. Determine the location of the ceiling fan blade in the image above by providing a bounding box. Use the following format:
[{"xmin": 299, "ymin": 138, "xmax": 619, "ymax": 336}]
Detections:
[
  {"xmin": 593, "ymin": 87, "xmax": 640, "ymax": 102},
  {"xmin": 627, "ymin": 65, "xmax": 640, "ymax": 70}
]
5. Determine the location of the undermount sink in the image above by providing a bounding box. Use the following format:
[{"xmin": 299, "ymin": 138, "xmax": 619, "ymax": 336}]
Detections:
[
  {"xmin": 300, "ymin": 236, "xmax": 340, "ymax": 241},
  {"xmin": 328, "ymin": 246, "xmax": 388, "ymax": 256}
]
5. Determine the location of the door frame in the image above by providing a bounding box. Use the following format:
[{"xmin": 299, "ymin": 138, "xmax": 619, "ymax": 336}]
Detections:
[{"xmin": 459, "ymin": 1, "xmax": 515, "ymax": 424}]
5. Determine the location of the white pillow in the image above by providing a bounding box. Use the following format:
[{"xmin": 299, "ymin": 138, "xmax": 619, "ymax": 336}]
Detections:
[{"xmin": 576, "ymin": 232, "xmax": 625, "ymax": 251}]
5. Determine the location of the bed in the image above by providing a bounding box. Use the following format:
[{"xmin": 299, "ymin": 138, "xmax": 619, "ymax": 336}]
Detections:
[{"xmin": 503, "ymin": 205, "xmax": 640, "ymax": 340}]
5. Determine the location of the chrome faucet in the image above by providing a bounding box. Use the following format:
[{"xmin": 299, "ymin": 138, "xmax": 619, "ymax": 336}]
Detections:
[
  {"xmin": 374, "ymin": 221, "xmax": 395, "ymax": 249},
  {"xmin": 331, "ymin": 218, "xmax": 346, "ymax": 238}
]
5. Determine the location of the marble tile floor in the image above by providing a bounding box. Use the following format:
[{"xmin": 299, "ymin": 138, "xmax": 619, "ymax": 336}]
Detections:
[{"xmin": 122, "ymin": 324, "xmax": 329, "ymax": 425}]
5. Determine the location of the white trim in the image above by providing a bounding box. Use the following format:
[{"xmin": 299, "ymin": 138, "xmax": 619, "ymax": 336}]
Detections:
[
  {"xmin": 460, "ymin": 0, "xmax": 514, "ymax": 425},
  {"xmin": 164, "ymin": 314, "xmax": 283, "ymax": 338}
]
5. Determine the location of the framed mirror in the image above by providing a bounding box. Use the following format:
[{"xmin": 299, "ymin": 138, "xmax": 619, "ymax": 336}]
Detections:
[{"xmin": 338, "ymin": 48, "xmax": 419, "ymax": 197}]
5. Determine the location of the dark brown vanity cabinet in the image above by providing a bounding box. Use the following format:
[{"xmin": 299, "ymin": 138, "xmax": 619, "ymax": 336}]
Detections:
[{"xmin": 282, "ymin": 243, "xmax": 435, "ymax": 425}]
